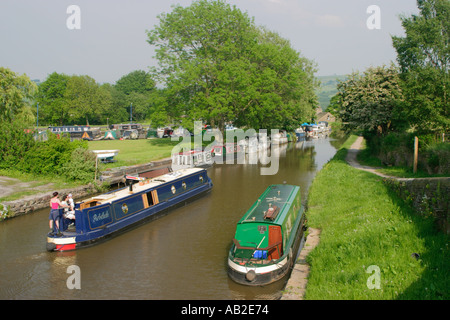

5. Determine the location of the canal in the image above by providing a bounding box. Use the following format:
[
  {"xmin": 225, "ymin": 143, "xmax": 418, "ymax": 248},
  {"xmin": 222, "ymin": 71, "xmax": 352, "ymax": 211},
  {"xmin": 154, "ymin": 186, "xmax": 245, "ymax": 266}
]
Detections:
[{"xmin": 0, "ymin": 137, "xmax": 343, "ymax": 299}]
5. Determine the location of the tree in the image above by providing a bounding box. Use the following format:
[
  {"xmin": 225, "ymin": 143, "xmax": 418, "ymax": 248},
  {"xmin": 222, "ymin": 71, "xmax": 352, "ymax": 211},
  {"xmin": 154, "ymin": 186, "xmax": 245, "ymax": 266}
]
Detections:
[
  {"xmin": 147, "ymin": 0, "xmax": 317, "ymax": 133},
  {"xmin": 64, "ymin": 75, "xmax": 112, "ymax": 125},
  {"xmin": 36, "ymin": 72, "xmax": 71, "ymax": 125},
  {"xmin": 114, "ymin": 70, "xmax": 156, "ymax": 123},
  {"xmin": 337, "ymin": 65, "xmax": 404, "ymax": 136},
  {"xmin": 115, "ymin": 70, "xmax": 155, "ymax": 95},
  {"xmin": 101, "ymin": 83, "xmax": 129, "ymax": 124},
  {"xmin": 392, "ymin": 0, "xmax": 449, "ymax": 132},
  {"xmin": 0, "ymin": 67, "xmax": 37, "ymax": 124}
]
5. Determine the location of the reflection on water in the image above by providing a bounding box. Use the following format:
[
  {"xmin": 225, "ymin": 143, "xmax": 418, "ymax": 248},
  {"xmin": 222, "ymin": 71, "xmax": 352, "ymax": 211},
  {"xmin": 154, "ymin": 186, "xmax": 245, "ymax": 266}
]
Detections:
[{"xmin": 0, "ymin": 138, "xmax": 342, "ymax": 299}]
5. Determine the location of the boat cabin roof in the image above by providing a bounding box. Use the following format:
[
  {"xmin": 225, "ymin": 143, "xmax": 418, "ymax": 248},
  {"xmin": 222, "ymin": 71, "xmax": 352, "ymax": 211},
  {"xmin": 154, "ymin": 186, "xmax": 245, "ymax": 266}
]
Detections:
[
  {"xmin": 80, "ymin": 167, "xmax": 204, "ymax": 206},
  {"xmin": 237, "ymin": 184, "xmax": 299, "ymax": 226}
]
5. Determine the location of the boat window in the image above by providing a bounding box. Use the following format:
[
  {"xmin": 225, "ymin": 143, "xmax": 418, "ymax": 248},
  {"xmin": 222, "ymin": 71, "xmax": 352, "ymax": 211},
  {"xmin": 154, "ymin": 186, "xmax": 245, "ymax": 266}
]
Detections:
[
  {"xmin": 145, "ymin": 191, "xmax": 154, "ymax": 206},
  {"xmin": 182, "ymin": 181, "xmax": 187, "ymax": 190}
]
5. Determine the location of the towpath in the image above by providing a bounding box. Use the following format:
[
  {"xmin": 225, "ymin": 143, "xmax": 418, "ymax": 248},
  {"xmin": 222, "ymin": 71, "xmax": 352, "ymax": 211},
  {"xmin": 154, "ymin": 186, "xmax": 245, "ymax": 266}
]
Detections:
[
  {"xmin": 282, "ymin": 136, "xmax": 395, "ymax": 300},
  {"xmin": 345, "ymin": 136, "xmax": 393, "ymax": 178}
]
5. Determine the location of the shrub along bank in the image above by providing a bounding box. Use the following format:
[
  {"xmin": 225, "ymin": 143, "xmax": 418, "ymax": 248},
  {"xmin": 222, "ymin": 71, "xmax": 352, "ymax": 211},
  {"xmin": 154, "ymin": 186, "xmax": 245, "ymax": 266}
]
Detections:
[{"xmin": 304, "ymin": 135, "xmax": 448, "ymax": 300}]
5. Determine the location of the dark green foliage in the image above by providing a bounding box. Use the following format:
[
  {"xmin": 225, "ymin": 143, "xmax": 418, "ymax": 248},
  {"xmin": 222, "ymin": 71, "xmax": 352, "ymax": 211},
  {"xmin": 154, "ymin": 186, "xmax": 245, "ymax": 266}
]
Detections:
[
  {"xmin": 19, "ymin": 133, "xmax": 88, "ymax": 176},
  {"xmin": 338, "ymin": 65, "xmax": 405, "ymax": 136},
  {"xmin": 147, "ymin": 0, "xmax": 318, "ymax": 132},
  {"xmin": 59, "ymin": 147, "xmax": 99, "ymax": 183},
  {"xmin": 35, "ymin": 72, "xmax": 71, "ymax": 125},
  {"xmin": 0, "ymin": 121, "xmax": 36, "ymax": 169},
  {"xmin": 365, "ymin": 132, "xmax": 449, "ymax": 174},
  {"xmin": 0, "ymin": 67, "xmax": 37, "ymax": 124},
  {"xmin": 392, "ymin": 0, "xmax": 449, "ymax": 133}
]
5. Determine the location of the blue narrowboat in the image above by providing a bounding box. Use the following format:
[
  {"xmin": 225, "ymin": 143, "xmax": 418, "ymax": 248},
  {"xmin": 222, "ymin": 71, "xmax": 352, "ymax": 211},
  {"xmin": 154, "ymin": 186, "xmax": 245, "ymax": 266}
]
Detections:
[
  {"xmin": 46, "ymin": 168, "xmax": 213, "ymax": 251},
  {"xmin": 227, "ymin": 184, "xmax": 306, "ymax": 286}
]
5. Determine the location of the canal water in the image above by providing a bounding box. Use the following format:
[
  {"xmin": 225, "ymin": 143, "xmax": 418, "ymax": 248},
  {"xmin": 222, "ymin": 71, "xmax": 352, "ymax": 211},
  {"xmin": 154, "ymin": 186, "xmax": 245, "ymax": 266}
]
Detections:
[{"xmin": 0, "ymin": 137, "xmax": 343, "ymax": 300}]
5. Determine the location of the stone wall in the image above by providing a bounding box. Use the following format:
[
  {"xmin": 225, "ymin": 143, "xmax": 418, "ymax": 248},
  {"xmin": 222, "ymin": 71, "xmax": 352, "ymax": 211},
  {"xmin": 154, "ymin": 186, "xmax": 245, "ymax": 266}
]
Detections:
[
  {"xmin": 0, "ymin": 159, "xmax": 173, "ymax": 220},
  {"xmin": 383, "ymin": 177, "xmax": 449, "ymax": 234},
  {"xmin": 1, "ymin": 183, "xmax": 99, "ymax": 220}
]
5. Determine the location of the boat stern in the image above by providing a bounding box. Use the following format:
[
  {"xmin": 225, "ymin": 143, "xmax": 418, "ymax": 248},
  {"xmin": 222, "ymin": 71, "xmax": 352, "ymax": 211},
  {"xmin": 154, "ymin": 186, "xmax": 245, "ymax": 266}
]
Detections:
[
  {"xmin": 227, "ymin": 252, "xmax": 290, "ymax": 286},
  {"xmin": 46, "ymin": 234, "xmax": 77, "ymax": 252}
]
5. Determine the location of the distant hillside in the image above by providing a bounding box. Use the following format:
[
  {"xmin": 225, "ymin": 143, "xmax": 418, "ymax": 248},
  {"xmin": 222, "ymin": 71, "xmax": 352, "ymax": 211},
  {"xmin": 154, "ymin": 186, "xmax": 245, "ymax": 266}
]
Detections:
[{"xmin": 316, "ymin": 75, "xmax": 346, "ymax": 111}]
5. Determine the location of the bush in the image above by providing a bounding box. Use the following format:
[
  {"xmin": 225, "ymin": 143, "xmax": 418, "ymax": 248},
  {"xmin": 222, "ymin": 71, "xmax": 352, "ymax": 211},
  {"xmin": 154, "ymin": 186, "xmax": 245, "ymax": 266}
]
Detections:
[
  {"xmin": 0, "ymin": 121, "xmax": 36, "ymax": 169},
  {"xmin": 364, "ymin": 132, "xmax": 449, "ymax": 173},
  {"xmin": 59, "ymin": 148, "xmax": 99, "ymax": 183},
  {"xmin": 19, "ymin": 132, "xmax": 88, "ymax": 176},
  {"xmin": 423, "ymin": 142, "xmax": 450, "ymax": 174}
]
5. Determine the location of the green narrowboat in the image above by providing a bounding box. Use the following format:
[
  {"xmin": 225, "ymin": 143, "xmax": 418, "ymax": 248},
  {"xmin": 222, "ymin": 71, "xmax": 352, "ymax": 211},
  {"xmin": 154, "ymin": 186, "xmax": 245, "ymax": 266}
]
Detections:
[{"xmin": 227, "ymin": 184, "xmax": 306, "ymax": 286}]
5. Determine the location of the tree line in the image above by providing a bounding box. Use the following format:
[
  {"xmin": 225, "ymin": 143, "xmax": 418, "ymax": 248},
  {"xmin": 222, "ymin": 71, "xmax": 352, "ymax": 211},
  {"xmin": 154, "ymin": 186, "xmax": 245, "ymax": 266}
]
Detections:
[
  {"xmin": 2, "ymin": 0, "xmax": 319, "ymax": 134},
  {"xmin": 329, "ymin": 0, "xmax": 448, "ymax": 137},
  {"xmin": 327, "ymin": 0, "xmax": 449, "ymax": 173},
  {"xmin": 0, "ymin": 0, "xmax": 319, "ymax": 182}
]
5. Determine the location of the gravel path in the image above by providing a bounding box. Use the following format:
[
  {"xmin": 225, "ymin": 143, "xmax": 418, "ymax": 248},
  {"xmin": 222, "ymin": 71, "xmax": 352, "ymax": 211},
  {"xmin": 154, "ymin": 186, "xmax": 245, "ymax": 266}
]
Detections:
[
  {"xmin": 0, "ymin": 176, "xmax": 55, "ymax": 199},
  {"xmin": 345, "ymin": 136, "xmax": 392, "ymax": 178}
]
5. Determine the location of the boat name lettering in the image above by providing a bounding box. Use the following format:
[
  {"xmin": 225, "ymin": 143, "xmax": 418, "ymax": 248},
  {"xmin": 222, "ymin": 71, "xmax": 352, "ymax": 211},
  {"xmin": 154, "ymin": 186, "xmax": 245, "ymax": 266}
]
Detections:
[{"xmin": 92, "ymin": 211, "xmax": 110, "ymax": 222}]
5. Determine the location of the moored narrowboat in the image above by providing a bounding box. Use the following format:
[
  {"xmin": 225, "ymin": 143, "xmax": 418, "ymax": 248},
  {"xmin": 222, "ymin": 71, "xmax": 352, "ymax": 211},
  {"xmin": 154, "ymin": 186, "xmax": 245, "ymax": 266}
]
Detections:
[
  {"xmin": 46, "ymin": 168, "xmax": 213, "ymax": 252},
  {"xmin": 227, "ymin": 184, "xmax": 306, "ymax": 286}
]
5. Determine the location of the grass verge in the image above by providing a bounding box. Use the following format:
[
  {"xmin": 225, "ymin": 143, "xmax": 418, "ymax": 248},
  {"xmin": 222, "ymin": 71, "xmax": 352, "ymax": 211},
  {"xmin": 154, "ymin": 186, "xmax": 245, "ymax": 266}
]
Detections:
[
  {"xmin": 88, "ymin": 138, "xmax": 180, "ymax": 168},
  {"xmin": 356, "ymin": 138, "xmax": 448, "ymax": 178},
  {"xmin": 304, "ymin": 135, "xmax": 449, "ymax": 300}
]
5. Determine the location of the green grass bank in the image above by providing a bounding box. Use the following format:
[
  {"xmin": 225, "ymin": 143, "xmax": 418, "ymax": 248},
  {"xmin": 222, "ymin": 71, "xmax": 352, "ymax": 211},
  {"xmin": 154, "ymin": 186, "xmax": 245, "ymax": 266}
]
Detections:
[{"xmin": 304, "ymin": 135, "xmax": 449, "ymax": 300}]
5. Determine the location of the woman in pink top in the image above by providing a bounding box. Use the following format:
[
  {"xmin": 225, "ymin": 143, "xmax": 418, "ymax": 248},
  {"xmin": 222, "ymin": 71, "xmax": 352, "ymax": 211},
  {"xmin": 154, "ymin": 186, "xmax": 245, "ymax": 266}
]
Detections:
[{"xmin": 49, "ymin": 192, "xmax": 68, "ymax": 236}]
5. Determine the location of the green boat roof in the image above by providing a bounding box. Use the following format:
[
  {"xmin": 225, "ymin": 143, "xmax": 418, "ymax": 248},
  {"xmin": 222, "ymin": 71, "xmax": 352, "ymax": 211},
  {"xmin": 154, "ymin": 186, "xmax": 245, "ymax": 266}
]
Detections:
[{"xmin": 238, "ymin": 184, "xmax": 299, "ymax": 226}]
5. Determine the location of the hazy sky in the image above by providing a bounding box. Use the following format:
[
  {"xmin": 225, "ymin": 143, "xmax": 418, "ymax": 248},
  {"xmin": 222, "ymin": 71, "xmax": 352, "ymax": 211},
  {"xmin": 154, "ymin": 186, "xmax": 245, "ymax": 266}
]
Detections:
[{"xmin": 0, "ymin": 0, "xmax": 419, "ymax": 84}]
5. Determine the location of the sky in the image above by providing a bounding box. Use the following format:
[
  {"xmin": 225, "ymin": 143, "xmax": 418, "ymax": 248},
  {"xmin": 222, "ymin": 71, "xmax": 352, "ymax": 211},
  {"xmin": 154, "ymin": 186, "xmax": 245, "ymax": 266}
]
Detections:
[{"xmin": 0, "ymin": 0, "xmax": 420, "ymax": 84}]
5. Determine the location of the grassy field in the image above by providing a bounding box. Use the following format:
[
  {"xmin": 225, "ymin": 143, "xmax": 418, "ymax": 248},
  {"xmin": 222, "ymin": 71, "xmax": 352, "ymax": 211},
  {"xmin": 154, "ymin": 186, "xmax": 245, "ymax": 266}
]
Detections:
[
  {"xmin": 88, "ymin": 138, "xmax": 181, "ymax": 168},
  {"xmin": 0, "ymin": 138, "xmax": 185, "ymax": 201},
  {"xmin": 304, "ymin": 135, "xmax": 448, "ymax": 299}
]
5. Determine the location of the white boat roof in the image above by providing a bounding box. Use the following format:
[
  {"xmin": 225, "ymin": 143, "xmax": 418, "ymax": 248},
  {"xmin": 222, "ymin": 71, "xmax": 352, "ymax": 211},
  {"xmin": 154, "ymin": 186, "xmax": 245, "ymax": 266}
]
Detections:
[{"xmin": 83, "ymin": 168, "xmax": 204, "ymax": 205}]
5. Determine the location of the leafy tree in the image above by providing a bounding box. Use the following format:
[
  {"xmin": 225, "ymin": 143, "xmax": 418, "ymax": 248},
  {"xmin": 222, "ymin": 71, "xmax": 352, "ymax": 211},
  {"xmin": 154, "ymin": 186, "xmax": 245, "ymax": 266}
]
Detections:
[
  {"xmin": 35, "ymin": 72, "xmax": 71, "ymax": 125},
  {"xmin": 113, "ymin": 70, "xmax": 156, "ymax": 123},
  {"xmin": 60, "ymin": 147, "xmax": 98, "ymax": 183},
  {"xmin": 0, "ymin": 121, "xmax": 36, "ymax": 170},
  {"xmin": 326, "ymin": 93, "xmax": 342, "ymax": 117},
  {"xmin": 115, "ymin": 70, "xmax": 155, "ymax": 95},
  {"xmin": 392, "ymin": 0, "xmax": 449, "ymax": 132},
  {"xmin": 19, "ymin": 133, "xmax": 87, "ymax": 175},
  {"xmin": 0, "ymin": 67, "xmax": 37, "ymax": 124},
  {"xmin": 101, "ymin": 83, "xmax": 129, "ymax": 124},
  {"xmin": 64, "ymin": 75, "xmax": 112, "ymax": 125},
  {"xmin": 147, "ymin": 0, "xmax": 317, "ymax": 133},
  {"xmin": 337, "ymin": 65, "xmax": 405, "ymax": 136}
]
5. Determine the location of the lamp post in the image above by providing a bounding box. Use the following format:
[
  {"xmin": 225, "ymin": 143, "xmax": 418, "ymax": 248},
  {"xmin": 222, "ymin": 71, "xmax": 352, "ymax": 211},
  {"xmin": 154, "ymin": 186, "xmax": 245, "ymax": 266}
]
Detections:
[
  {"xmin": 130, "ymin": 103, "xmax": 133, "ymax": 123},
  {"xmin": 36, "ymin": 103, "xmax": 39, "ymax": 130}
]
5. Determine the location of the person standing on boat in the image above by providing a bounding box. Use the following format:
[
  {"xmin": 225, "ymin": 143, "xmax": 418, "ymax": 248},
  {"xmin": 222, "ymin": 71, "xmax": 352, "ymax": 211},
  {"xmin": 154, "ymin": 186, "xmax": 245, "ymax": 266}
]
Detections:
[
  {"xmin": 63, "ymin": 194, "xmax": 75, "ymax": 220},
  {"xmin": 49, "ymin": 192, "xmax": 68, "ymax": 236}
]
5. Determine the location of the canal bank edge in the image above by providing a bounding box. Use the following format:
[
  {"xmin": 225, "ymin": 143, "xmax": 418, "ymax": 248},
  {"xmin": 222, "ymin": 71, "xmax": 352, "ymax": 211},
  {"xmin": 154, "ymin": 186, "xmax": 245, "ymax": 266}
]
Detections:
[
  {"xmin": 347, "ymin": 136, "xmax": 449, "ymax": 234},
  {"xmin": 281, "ymin": 228, "xmax": 321, "ymax": 300},
  {"xmin": 0, "ymin": 158, "xmax": 173, "ymax": 220},
  {"xmin": 280, "ymin": 135, "xmax": 448, "ymax": 300},
  {"xmin": 0, "ymin": 183, "xmax": 99, "ymax": 220}
]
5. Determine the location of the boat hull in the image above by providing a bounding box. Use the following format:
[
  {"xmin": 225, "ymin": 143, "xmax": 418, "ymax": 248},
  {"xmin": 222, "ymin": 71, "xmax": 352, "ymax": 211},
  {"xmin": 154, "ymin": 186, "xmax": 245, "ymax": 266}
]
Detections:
[{"xmin": 47, "ymin": 169, "xmax": 212, "ymax": 252}]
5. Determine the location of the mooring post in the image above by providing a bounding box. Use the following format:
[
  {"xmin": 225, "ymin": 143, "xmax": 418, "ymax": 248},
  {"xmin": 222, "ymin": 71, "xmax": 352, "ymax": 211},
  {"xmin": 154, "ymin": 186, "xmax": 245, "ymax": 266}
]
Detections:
[{"xmin": 413, "ymin": 136, "xmax": 418, "ymax": 174}]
